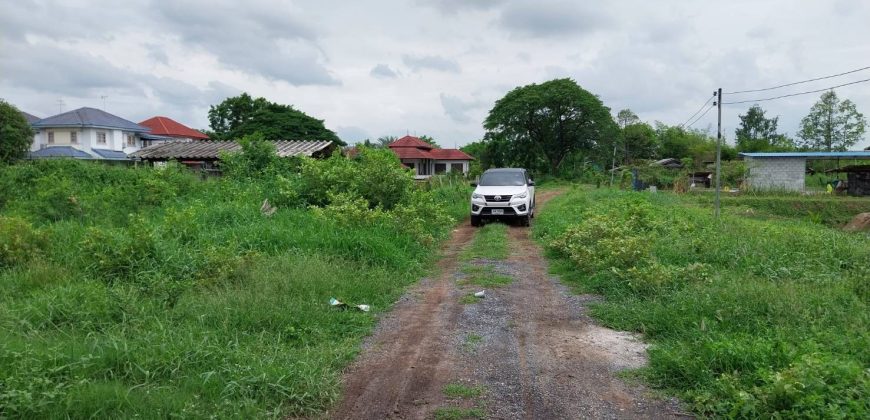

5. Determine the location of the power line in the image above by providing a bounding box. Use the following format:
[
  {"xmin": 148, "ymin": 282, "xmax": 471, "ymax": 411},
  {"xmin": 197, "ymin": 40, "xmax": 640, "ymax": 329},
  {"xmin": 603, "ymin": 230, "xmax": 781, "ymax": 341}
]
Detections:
[
  {"xmin": 679, "ymin": 95, "xmax": 715, "ymax": 127},
  {"xmin": 684, "ymin": 104, "xmax": 716, "ymax": 128},
  {"xmin": 725, "ymin": 65, "xmax": 870, "ymax": 94},
  {"xmin": 722, "ymin": 77, "xmax": 870, "ymax": 105}
]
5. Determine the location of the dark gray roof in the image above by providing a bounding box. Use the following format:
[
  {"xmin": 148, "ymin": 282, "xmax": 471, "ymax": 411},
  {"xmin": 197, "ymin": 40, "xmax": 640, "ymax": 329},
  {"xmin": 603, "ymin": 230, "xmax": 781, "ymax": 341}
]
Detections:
[
  {"xmin": 33, "ymin": 107, "xmax": 148, "ymax": 132},
  {"xmin": 131, "ymin": 140, "xmax": 334, "ymax": 160},
  {"xmin": 140, "ymin": 133, "xmax": 175, "ymax": 141},
  {"xmin": 28, "ymin": 146, "xmax": 94, "ymax": 159},
  {"xmin": 20, "ymin": 111, "xmax": 41, "ymax": 124},
  {"xmin": 91, "ymin": 149, "xmax": 130, "ymax": 160}
]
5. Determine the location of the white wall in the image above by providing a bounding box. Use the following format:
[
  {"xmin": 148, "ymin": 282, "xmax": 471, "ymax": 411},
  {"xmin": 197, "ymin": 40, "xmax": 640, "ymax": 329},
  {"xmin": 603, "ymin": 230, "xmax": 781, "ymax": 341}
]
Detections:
[
  {"xmin": 745, "ymin": 157, "xmax": 807, "ymax": 191},
  {"xmin": 30, "ymin": 127, "xmax": 143, "ymax": 155}
]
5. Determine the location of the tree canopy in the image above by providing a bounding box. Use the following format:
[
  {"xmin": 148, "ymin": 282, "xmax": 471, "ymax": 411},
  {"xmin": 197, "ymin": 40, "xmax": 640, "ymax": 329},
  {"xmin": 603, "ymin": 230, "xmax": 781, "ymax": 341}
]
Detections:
[
  {"xmin": 0, "ymin": 100, "xmax": 34, "ymax": 164},
  {"xmin": 734, "ymin": 105, "xmax": 795, "ymax": 152},
  {"xmin": 483, "ymin": 78, "xmax": 618, "ymax": 175},
  {"xmin": 797, "ymin": 91, "xmax": 866, "ymax": 151},
  {"xmin": 207, "ymin": 93, "xmax": 344, "ymax": 145}
]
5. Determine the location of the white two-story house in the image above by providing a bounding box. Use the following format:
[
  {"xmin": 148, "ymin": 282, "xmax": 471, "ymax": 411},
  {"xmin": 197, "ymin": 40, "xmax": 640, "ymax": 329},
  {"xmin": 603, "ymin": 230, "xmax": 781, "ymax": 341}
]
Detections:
[{"xmin": 29, "ymin": 107, "xmax": 149, "ymax": 161}]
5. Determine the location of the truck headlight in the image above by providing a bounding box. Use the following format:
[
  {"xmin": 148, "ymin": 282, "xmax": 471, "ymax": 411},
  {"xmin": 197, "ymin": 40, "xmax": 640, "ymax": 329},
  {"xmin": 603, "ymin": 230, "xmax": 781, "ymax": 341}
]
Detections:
[
  {"xmin": 472, "ymin": 192, "xmax": 483, "ymax": 199},
  {"xmin": 514, "ymin": 191, "xmax": 528, "ymax": 199}
]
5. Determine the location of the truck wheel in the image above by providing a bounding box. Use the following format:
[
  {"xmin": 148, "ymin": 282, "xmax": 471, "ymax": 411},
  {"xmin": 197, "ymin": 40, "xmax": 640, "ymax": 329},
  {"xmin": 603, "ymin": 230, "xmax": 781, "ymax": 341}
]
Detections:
[
  {"xmin": 470, "ymin": 215, "xmax": 481, "ymax": 227},
  {"xmin": 521, "ymin": 214, "xmax": 531, "ymax": 227}
]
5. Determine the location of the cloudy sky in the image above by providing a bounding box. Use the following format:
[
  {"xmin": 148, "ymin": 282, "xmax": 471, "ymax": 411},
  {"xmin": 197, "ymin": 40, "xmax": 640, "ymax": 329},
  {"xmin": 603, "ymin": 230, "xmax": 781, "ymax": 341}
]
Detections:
[{"xmin": 2, "ymin": 0, "xmax": 869, "ymax": 149}]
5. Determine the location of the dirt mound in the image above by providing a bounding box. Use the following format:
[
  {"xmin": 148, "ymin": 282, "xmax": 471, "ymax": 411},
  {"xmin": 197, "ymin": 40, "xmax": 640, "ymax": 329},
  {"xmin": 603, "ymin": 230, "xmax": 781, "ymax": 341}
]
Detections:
[{"xmin": 843, "ymin": 212, "xmax": 870, "ymax": 232}]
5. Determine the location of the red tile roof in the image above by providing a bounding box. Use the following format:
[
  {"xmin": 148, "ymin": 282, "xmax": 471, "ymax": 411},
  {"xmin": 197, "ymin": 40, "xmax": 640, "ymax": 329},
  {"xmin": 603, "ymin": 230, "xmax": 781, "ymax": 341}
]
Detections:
[
  {"xmin": 388, "ymin": 135, "xmax": 433, "ymax": 149},
  {"xmin": 429, "ymin": 148, "xmax": 473, "ymax": 160},
  {"xmin": 392, "ymin": 147, "xmax": 434, "ymax": 159},
  {"xmin": 139, "ymin": 116, "xmax": 209, "ymax": 140}
]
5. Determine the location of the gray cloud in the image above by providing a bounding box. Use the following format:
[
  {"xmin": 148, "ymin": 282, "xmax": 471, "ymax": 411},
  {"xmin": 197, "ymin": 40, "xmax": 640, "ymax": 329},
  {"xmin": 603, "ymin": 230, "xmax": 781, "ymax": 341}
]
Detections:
[
  {"xmin": 440, "ymin": 94, "xmax": 482, "ymax": 123},
  {"xmin": 370, "ymin": 64, "xmax": 400, "ymax": 79},
  {"xmin": 336, "ymin": 126, "xmax": 372, "ymax": 144},
  {"xmin": 403, "ymin": 54, "xmax": 461, "ymax": 73},
  {"xmin": 497, "ymin": 1, "xmax": 608, "ymax": 38},
  {"xmin": 151, "ymin": 0, "xmax": 339, "ymax": 85},
  {"xmin": 0, "ymin": 44, "xmax": 142, "ymax": 96},
  {"xmin": 419, "ymin": 0, "xmax": 506, "ymax": 14}
]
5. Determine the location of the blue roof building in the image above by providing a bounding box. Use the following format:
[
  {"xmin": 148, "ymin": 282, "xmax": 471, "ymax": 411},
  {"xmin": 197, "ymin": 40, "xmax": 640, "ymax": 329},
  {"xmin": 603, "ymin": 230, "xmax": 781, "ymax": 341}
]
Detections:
[{"xmin": 28, "ymin": 107, "xmax": 154, "ymax": 162}]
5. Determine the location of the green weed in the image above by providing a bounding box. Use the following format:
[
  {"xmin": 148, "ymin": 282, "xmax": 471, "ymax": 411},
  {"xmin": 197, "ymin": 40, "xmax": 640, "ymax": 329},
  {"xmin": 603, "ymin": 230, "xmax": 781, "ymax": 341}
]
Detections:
[
  {"xmin": 0, "ymin": 157, "xmax": 470, "ymax": 418},
  {"xmin": 443, "ymin": 383, "xmax": 484, "ymax": 399},
  {"xmin": 534, "ymin": 188, "xmax": 870, "ymax": 418},
  {"xmin": 459, "ymin": 264, "xmax": 513, "ymax": 288},
  {"xmin": 462, "ymin": 223, "xmax": 509, "ymax": 260}
]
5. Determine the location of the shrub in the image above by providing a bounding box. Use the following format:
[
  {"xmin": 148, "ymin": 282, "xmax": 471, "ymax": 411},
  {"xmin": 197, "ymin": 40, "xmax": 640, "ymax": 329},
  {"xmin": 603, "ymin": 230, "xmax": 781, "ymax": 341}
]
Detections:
[{"xmin": 0, "ymin": 216, "xmax": 44, "ymax": 268}]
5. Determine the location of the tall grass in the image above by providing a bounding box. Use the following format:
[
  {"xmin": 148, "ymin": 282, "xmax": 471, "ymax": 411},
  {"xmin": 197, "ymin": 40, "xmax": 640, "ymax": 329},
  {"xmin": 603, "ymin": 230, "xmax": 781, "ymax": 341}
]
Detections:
[
  {"xmin": 0, "ymin": 157, "xmax": 470, "ymax": 418},
  {"xmin": 535, "ymin": 188, "xmax": 869, "ymax": 418}
]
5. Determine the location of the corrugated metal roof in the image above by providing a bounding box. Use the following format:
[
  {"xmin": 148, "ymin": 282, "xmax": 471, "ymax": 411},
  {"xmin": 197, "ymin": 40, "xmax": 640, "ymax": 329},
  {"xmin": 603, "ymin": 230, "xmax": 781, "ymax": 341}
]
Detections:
[
  {"xmin": 28, "ymin": 146, "xmax": 94, "ymax": 159},
  {"xmin": 33, "ymin": 107, "xmax": 148, "ymax": 132},
  {"xmin": 130, "ymin": 140, "xmax": 334, "ymax": 160},
  {"xmin": 91, "ymin": 149, "xmax": 130, "ymax": 160},
  {"xmin": 740, "ymin": 151, "xmax": 870, "ymax": 158}
]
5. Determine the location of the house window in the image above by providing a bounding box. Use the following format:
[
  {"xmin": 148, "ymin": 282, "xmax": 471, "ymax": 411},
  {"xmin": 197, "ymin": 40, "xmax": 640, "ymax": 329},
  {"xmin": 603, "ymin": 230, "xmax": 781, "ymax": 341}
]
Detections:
[
  {"xmin": 97, "ymin": 132, "xmax": 107, "ymax": 145},
  {"xmin": 451, "ymin": 163, "xmax": 464, "ymax": 173},
  {"xmin": 405, "ymin": 162, "xmax": 415, "ymax": 171},
  {"xmin": 70, "ymin": 131, "xmax": 78, "ymax": 144},
  {"xmin": 126, "ymin": 134, "xmax": 136, "ymax": 147},
  {"xmin": 47, "ymin": 132, "xmax": 55, "ymax": 144},
  {"xmin": 419, "ymin": 159, "xmax": 431, "ymax": 175},
  {"xmin": 434, "ymin": 163, "xmax": 447, "ymax": 174}
]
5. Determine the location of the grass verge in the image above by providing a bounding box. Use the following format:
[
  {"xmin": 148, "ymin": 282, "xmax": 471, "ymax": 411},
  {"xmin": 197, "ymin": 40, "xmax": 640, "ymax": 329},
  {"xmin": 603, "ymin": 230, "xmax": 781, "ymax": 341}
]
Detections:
[
  {"xmin": 534, "ymin": 188, "xmax": 869, "ymax": 418},
  {"xmin": 0, "ymin": 158, "xmax": 470, "ymax": 418}
]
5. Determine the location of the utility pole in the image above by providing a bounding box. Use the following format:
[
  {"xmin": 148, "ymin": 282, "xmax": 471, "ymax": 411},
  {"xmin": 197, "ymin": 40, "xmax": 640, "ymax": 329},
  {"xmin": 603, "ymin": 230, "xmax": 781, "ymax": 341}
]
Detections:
[
  {"xmin": 714, "ymin": 88, "xmax": 722, "ymax": 218},
  {"xmin": 100, "ymin": 95, "xmax": 108, "ymax": 109},
  {"xmin": 609, "ymin": 138, "xmax": 617, "ymax": 187},
  {"xmin": 57, "ymin": 98, "xmax": 66, "ymax": 113}
]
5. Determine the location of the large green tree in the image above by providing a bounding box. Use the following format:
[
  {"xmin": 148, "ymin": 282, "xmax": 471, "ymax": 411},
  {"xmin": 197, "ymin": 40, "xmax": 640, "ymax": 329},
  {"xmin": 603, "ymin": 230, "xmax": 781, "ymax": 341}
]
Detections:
[
  {"xmin": 0, "ymin": 100, "xmax": 34, "ymax": 164},
  {"xmin": 483, "ymin": 78, "xmax": 618, "ymax": 174},
  {"xmin": 616, "ymin": 108, "xmax": 640, "ymax": 129},
  {"xmin": 735, "ymin": 105, "xmax": 794, "ymax": 152},
  {"xmin": 655, "ymin": 123, "xmax": 736, "ymax": 166},
  {"xmin": 207, "ymin": 93, "xmax": 344, "ymax": 145},
  {"xmin": 622, "ymin": 122, "xmax": 658, "ymax": 161},
  {"xmin": 797, "ymin": 91, "xmax": 866, "ymax": 151}
]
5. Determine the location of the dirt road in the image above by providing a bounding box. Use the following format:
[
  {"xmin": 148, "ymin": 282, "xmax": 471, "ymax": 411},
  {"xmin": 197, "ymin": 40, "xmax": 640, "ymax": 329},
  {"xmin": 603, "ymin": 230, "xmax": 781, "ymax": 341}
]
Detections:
[{"xmin": 327, "ymin": 190, "xmax": 687, "ymax": 419}]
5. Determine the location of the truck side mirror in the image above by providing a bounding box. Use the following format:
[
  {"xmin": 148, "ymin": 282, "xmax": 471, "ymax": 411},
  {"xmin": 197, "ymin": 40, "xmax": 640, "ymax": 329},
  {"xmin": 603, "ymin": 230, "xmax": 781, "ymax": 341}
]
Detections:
[
  {"xmin": 528, "ymin": 180, "xmax": 535, "ymax": 186},
  {"xmin": 470, "ymin": 182, "xmax": 478, "ymax": 187}
]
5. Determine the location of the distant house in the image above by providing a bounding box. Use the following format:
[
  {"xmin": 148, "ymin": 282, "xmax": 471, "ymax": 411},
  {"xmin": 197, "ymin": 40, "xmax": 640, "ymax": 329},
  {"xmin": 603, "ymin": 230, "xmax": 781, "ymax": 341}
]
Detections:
[
  {"xmin": 28, "ymin": 107, "xmax": 149, "ymax": 161},
  {"xmin": 387, "ymin": 135, "xmax": 473, "ymax": 179},
  {"xmin": 131, "ymin": 140, "xmax": 335, "ymax": 173},
  {"xmin": 139, "ymin": 116, "xmax": 209, "ymax": 144}
]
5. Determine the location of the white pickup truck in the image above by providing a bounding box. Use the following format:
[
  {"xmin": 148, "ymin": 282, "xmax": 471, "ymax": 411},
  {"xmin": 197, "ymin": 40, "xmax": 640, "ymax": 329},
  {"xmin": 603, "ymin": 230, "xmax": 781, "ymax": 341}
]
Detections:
[{"xmin": 469, "ymin": 168, "xmax": 536, "ymax": 227}]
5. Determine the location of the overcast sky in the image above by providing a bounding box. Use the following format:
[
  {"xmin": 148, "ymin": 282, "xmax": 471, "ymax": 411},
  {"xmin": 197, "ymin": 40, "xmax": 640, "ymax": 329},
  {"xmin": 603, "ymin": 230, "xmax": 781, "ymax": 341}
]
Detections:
[{"xmin": 2, "ymin": 0, "xmax": 869, "ymax": 149}]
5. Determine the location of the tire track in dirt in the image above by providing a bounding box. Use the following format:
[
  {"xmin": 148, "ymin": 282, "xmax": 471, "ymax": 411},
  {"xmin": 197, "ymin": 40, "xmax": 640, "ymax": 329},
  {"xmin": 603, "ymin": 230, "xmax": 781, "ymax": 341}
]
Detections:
[
  {"xmin": 325, "ymin": 189, "xmax": 689, "ymax": 419},
  {"xmin": 326, "ymin": 221, "xmax": 476, "ymax": 419}
]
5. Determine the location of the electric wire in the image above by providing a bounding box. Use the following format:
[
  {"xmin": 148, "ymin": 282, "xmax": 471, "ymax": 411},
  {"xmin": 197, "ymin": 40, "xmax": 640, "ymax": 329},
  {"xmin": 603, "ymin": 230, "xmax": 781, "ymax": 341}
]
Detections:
[
  {"xmin": 679, "ymin": 95, "xmax": 715, "ymax": 127},
  {"xmin": 684, "ymin": 104, "xmax": 716, "ymax": 128},
  {"xmin": 722, "ymin": 77, "xmax": 870, "ymax": 105},
  {"xmin": 725, "ymin": 65, "xmax": 870, "ymax": 94}
]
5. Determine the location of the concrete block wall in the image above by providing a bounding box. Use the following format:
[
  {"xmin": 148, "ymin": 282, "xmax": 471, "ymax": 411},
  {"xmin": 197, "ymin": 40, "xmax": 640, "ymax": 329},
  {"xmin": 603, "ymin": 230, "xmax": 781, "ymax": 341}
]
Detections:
[{"xmin": 745, "ymin": 157, "xmax": 806, "ymax": 191}]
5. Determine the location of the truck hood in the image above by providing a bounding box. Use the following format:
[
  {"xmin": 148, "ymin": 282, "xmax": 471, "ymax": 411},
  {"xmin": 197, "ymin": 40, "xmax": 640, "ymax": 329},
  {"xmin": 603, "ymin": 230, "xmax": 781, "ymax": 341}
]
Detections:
[{"xmin": 474, "ymin": 185, "xmax": 528, "ymax": 196}]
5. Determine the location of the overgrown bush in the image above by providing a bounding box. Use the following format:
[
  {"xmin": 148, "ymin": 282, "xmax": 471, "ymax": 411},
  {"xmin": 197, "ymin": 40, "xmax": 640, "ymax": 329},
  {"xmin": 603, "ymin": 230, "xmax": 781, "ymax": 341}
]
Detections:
[
  {"xmin": 535, "ymin": 189, "xmax": 870, "ymax": 418},
  {"xmin": 0, "ymin": 216, "xmax": 44, "ymax": 268}
]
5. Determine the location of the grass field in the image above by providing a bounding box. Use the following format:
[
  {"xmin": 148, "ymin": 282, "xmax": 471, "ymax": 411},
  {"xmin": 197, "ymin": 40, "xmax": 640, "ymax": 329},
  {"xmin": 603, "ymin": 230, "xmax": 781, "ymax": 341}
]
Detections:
[
  {"xmin": 0, "ymin": 154, "xmax": 469, "ymax": 418},
  {"xmin": 534, "ymin": 186, "xmax": 869, "ymax": 418}
]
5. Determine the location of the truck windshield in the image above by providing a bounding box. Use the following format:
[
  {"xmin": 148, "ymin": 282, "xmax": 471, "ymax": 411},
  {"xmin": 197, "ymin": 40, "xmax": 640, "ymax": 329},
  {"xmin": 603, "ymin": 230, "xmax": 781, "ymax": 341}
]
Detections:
[{"xmin": 479, "ymin": 172, "xmax": 525, "ymax": 186}]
